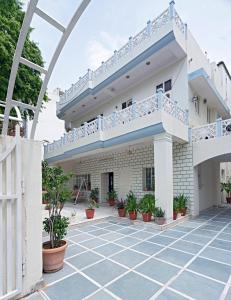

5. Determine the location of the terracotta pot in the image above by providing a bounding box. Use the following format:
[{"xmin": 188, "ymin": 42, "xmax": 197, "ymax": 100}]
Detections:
[
  {"xmin": 173, "ymin": 211, "xmax": 178, "ymax": 220},
  {"xmin": 226, "ymin": 197, "xmax": 231, "ymax": 204},
  {"xmin": 155, "ymin": 217, "xmax": 166, "ymax": 225},
  {"xmin": 43, "ymin": 240, "xmax": 67, "ymax": 273},
  {"xmin": 108, "ymin": 199, "xmax": 115, "ymax": 206},
  {"xmin": 85, "ymin": 208, "xmax": 95, "ymax": 219},
  {"xmin": 118, "ymin": 208, "xmax": 126, "ymax": 217},
  {"xmin": 142, "ymin": 212, "xmax": 152, "ymax": 222},
  {"xmin": 180, "ymin": 207, "xmax": 187, "ymax": 216},
  {"xmin": 129, "ymin": 211, "xmax": 137, "ymax": 220},
  {"xmin": 42, "ymin": 199, "xmax": 49, "ymax": 205}
]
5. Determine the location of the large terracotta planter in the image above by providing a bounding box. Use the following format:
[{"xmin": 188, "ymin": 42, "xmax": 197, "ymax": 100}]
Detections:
[
  {"xmin": 43, "ymin": 240, "xmax": 67, "ymax": 273},
  {"xmin": 128, "ymin": 211, "xmax": 137, "ymax": 220},
  {"xmin": 226, "ymin": 197, "xmax": 231, "ymax": 204},
  {"xmin": 118, "ymin": 208, "xmax": 126, "ymax": 217},
  {"xmin": 142, "ymin": 212, "xmax": 152, "ymax": 222},
  {"xmin": 108, "ymin": 199, "xmax": 115, "ymax": 206},
  {"xmin": 173, "ymin": 211, "xmax": 178, "ymax": 220},
  {"xmin": 180, "ymin": 207, "xmax": 187, "ymax": 216},
  {"xmin": 155, "ymin": 217, "xmax": 166, "ymax": 225},
  {"xmin": 85, "ymin": 208, "xmax": 95, "ymax": 219}
]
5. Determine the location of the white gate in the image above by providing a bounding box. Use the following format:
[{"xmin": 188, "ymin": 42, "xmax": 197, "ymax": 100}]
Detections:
[{"xmin": 0, "ymin": 126, "xmax": 22, "ymax": 300}]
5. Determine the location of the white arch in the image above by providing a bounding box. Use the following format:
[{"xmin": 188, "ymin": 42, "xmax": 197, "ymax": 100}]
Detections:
[{"xmin": 2, "ymin": 0, "xmax": 91, "ymax": 138}]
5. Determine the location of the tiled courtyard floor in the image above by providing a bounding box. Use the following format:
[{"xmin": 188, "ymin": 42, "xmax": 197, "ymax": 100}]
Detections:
[{"xmin": 27, "ymin": 207, "xmax": 231, "ymax": 300}]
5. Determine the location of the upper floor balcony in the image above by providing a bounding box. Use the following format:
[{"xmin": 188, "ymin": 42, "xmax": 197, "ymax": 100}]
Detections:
[
  {"xmin": 57, "ymin": 2, "xmax": 187, "ymax": 118},
  {"xmin": 45, "ymin": 91, "xmax": 188, "ymax": 162}
]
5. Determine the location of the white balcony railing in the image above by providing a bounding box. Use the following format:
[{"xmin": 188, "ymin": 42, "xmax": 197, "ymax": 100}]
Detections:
[
  {"xmin": 57, "ymin": 2, "xmax": 186, "ymax": 112},
  {"xmin": 45, "ymin": 92, "xmax": 188, "ymax": 156},
  {"xmin": 191, "ymin": 118, "xmax": 231, "ymax": 142}
]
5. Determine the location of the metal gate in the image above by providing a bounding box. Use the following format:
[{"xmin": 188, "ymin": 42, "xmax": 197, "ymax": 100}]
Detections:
[{"xmin": 0, "ymin": 126, "xmax": 22, "ymax": 300}]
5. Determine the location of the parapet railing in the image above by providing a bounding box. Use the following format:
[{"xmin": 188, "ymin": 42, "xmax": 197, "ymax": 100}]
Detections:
[
  {"xmin": 45, "ymin": 91, "xmax": 188, "ymax": 155},
  {"xmin": 191, "ymin": 118, "xmax": 231, "ymax": 142},
  {"xmin": 57, "ymin": 2, "xmax": 186, "ymax": 111}
]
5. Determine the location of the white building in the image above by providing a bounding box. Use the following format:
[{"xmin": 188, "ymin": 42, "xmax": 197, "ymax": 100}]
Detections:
[{"xmin": 44, "ymin": 1, "xmax": 231, "ymax": 221}]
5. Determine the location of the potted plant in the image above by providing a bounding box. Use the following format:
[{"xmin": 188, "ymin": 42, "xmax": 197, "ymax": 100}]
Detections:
[
  {"xmin": 107, "ymin": 190, "xmax": 118, "ymax": 206},
  {"xmin": 173, "ymin": 197, "xmax": 179, "ymax": 220},
  {"xmin": 178, "ymin": 194, "xmax": 188, "ymax": 216},
  {"xmin": 90, "ymin": 187, "xmax": 99, "ymax": 203},
  {"xmin": 138, "ymin": 194, "xmax": 155, "ymax": 222},
  {"xmin": 85, "ymin": 198, "xmax": 99, "ymax": 219},
  {"xmin": 154, "ymin": 207, "xmax": 166, "ymax": 225},
  {"xmin": 221, "ymin": 182, "xmax": 231, "ymax": 204},
  {"xmin": 117, "ymin": 199, "xmax": 126, "ymax": 217},
  {"xmin": 42, "ymin": 163, "xmax": 72, "ymax": 273},
  {"xmin": 125, "ymin": 191, "xmax": 138, "ymax": 220}
]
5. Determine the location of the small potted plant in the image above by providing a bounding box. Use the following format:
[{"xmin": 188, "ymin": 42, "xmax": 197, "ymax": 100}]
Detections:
[
  {"xmin": 178, "ymin": 194, "xmax": 188, "ymax": 216},
  {"xmin": 221, "ymin": 182, "xmax": 231, "ymax": 204},
  {"xmin": 138, "ymin": 194, "xmax": 155, "ymax": 222},
  {"xmin": 107, "ymin": 190, "xmax": 118, "ymax": 206},
  {"xmin": 117, "ymin": 199, "xmax": 126, "ymax": 217},
  {"xmin": 173, "ymin": 197, "xmax": 179, "ymax": 220},
  {"xmin": 42, "ymin": 163, "xmax": 72, "ymax": 273},
  {"xmin": 154, "ymin": 207, "xmax": 166, "ymax": 225},
  {"xmin": 85, "ymin": 198, "xmax": 99, "ymax": 219},
  {"xmin": 125, "ymin": 191, "xmax": 138, "ymax": 220},
  {"xmin": 90, "ymin": 187, "xmax": 99, "ymax": 203}
]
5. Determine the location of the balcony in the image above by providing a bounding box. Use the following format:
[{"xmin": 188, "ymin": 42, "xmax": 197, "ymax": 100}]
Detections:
[
  {"xmin": 191, "ymin": 118, "xmax": 231, "ymax": 166},
  {"xmin": 45, "ymin": 92, "xmax": 188, "ymax": 162},
  {"xmin": 57, "ymin": 2, "xmax": 186, "ymax": 116}
]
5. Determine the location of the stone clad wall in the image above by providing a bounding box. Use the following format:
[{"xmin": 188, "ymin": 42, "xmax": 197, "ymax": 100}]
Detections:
[{"xmin": 173, "ymin": 142, "xmax": 194, "ymax": 214}]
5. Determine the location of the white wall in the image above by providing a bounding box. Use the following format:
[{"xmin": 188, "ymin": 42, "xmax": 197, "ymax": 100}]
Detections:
[{"xmin": 71, "ymin": 59, "xmax": 188, "ymax": 128}]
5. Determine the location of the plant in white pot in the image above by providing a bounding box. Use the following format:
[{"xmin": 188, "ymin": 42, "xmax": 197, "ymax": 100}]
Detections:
[
  {"xmin": 42, "ymin": 162, "xmax": 73, "ymax": 273},
  {"xmin": 154, "ymin": 207, "xmax": 166, "ymax": 225}
]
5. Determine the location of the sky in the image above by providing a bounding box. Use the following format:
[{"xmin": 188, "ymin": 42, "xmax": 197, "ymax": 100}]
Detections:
[{"xmin": 22, "ymin": 0, "xmax": 231, "ymax": 93}]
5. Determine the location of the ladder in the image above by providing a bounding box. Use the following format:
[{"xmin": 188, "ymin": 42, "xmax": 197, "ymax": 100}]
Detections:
[{"xmin": 1, "ymin": 0, "xmax": 91, "ymax": 139}]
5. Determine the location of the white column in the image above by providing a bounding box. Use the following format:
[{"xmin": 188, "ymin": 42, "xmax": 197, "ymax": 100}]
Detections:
[{"xmin": 154, "ymin": 133, "xmax": 173, "ymax": 221}]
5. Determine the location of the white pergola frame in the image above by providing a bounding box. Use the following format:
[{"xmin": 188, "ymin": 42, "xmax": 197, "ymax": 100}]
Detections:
[{"xmin": 2, "ymin": 0, "xmax": 91, "ymax": 139}]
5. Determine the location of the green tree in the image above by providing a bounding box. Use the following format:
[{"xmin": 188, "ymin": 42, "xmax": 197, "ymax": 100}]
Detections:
[{"xmin": 0, "ymin": 0, "xmax": 47, "ymax": 120}]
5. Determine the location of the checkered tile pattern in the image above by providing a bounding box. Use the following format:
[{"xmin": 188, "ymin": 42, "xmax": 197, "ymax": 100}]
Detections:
[{"xmin": 26, "ymin": 207, "xmax": 231, "ymax": 300}]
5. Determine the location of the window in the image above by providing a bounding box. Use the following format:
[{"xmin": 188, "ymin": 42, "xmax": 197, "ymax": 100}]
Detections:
[
  {"xmin": 122, "ymin": 99, "xmax": 132, "ymax": 109},
  {"xmin": 207, "ymin": 107, "xmax": 211, "ymax": 123},
  {"xmin": 143, "ymin": 168, "xmax": 155, "ymax": 191},
  {"xmin": 75, "ymin": 174, "xmax": 91, "ymax": 191},
  {"xmin": 156, "ymin": 79, "xmax": 172, "ymax": 93}
]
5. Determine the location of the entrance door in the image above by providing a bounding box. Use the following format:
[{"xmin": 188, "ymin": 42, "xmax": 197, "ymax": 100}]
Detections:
[{"xmin": 109, "ymin": 172, "xmax": 114, "ymax": 192}]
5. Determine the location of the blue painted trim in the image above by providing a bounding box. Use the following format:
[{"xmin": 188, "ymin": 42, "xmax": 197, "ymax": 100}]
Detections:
[
  {"xmin": 58, "ymin": 31, "xmax": 176, "ymax": 118},
  {"xmin": 188, "ymin": 68, "xmax": 230, "ymax": 113},
  {"xmin": 46, "ymin": 123, "xmax": 164, "ymax": 163}
]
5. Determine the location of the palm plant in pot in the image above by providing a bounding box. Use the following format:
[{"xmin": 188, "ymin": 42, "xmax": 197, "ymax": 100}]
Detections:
[
  {"xmin": 85, "ymin": 198, "xmax": 99, "ymax": 219},
  {"xmin": 154, "ymin": 207, "xmax": 166, "ymax": 225},
  {"xmin": 90, "ymin": 187, "xmax": 99, "ymax": 203},
  {"xmin": 221, "ymin": 182, "xmax": 231, "ymax": 204},
  {"xmin": 42, "ymin": 163, "xmax": 73, "ymax": 273},
  {"xmin": 125, "ymin": 191, "xmax": 138, "ymax": 220},
  {"xmin": 138, "ymin": 194, "xmax": 155, "ymax": 222},
  {"xmin": 117, "ymin": 199, "xmax": 126, "ymax": 217},
  {"xmin": 107, "ymin": 190, "xmax": 118, "ymax": 206},
  {"xmin": 178, "ymin": 194, "xmax": 188, "ymax": 216},
  {"xmin": 173, "ymin": 197, "xmax": 179, "ymax": 220}
]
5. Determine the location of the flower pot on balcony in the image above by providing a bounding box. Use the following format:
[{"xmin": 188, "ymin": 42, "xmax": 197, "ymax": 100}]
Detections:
[
  {"xmin": 118, "ymin": 208, "xmax": 126, "ymax": 217},
  {"xmin": 142, "ymin": 212, "xmax": 152, "ymax": 222},
  {"xmin": 108, "ymin": 199, "xmax": 115, "ymax": 206},
  {"xmin": 226, "ymin": 197, "xmax": 231, "ymax": 204},
  {"xmin": 128, "ymin": 211, "xmax": 137, "ymax": 220},
  {"xmin": 85, "ymin": 208, "xmax": 95, "ymax": 219},
  {"xmin": 43, "ymin": 240, "xmax": 67, "ymax": 273}
]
